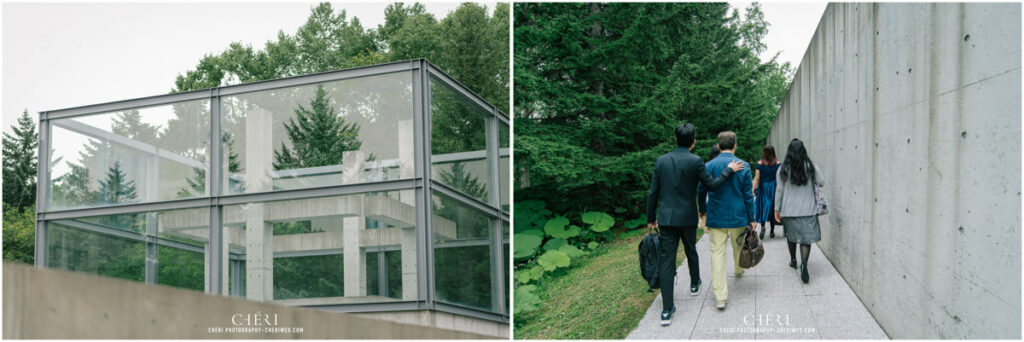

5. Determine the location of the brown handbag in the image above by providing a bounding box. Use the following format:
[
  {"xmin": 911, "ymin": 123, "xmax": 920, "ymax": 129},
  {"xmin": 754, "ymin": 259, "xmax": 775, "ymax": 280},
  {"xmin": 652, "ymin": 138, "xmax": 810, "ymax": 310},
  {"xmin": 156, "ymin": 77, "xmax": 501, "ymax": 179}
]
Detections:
[{"xmin": 738, "ymin": 227, "xmax": 765, "ymax": 269}]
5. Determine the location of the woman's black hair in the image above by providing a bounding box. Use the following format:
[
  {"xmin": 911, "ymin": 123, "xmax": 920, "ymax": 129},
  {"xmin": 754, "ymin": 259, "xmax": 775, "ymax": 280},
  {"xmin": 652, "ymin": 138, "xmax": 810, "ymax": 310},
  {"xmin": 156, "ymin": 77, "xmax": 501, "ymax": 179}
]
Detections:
[
  {"xmin": 761, "ymin": 145, "xmax": 777, "ymax": 165},
  {"xmin": 780, "ymin": 138, "xmax": 815, "ymax": 186},
  {"xmin": 709, "ymin": 144, "xmax": 721, "ymax": 161}
]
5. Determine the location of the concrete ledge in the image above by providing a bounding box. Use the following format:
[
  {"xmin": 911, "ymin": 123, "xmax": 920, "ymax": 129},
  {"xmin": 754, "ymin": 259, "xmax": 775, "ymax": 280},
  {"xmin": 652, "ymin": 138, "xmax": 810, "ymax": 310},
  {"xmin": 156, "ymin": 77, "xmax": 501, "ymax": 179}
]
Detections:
[{"xmin": 2, "ymin": 262, "xmax": 504, "ymax": 339}]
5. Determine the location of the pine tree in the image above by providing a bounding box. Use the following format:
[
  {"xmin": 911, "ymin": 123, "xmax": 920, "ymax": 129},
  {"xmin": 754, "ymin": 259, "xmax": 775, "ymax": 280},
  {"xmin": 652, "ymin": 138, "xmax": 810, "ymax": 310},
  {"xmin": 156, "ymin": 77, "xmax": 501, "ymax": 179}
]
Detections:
[
  {"xmin": 97, "ymin": 161, "xmax": 138, "ymax": 205},
  {"xmin": 2, "ymin": 110, "xmax": 38, "ymax": 211},
  {"xmin": 273, "ymin": 85, "xmax": 362, "ymax": 170}
]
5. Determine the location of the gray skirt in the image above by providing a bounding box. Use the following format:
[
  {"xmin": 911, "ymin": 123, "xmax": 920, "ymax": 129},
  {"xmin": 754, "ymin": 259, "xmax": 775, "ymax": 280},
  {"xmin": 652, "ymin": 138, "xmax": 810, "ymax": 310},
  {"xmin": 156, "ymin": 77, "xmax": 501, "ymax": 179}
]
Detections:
[{"xmin": 782, "ymin": 215, "xmax": 821, "ymax": 244}]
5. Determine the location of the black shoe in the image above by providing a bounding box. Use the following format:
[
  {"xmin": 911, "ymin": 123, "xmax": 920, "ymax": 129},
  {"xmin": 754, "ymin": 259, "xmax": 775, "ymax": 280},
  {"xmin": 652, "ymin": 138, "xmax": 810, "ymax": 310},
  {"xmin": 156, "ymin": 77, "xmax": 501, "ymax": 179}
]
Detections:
[
  {"xmin": 690, "ymin": 279, "xmax": 702, "ymax": 296},
  {"xmin": 660, "ymin": 305, "xmax": 676, "ymax": 326},
  {"xmin": 789, "ymin": 260, "xmax": 797, "ymax": 269},
  {"xmin": 800, "ymin": 263, "xmax": 809, "ymax": 283},
  {"xmin": 770, "ymin": 231, "xmax": 775, "ymax": 238},
  {"xmin": 759, "ymin": 228, "xmax": 765, "ymax": 240}
]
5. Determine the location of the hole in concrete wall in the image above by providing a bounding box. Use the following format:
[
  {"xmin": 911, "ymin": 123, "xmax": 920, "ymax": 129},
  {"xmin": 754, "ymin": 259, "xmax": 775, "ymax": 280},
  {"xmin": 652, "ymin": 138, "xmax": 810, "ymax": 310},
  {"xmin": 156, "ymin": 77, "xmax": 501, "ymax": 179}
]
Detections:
[
  {"xmin": 908, "ymin": 68, "xmax": 912, "ymax": 73},
  {"xmin": 959, "ymin": 226, "xmax": 964, "ymax": 233},
  {"xmin": 905, "ymin": 208, "xmax": 909, "ymax": 213},
  {"xmin": 961, "ymin": 130, "xmax": 967, "ymax": 138},
  {"xmin": 964, "ymin": 34, "xmax": 970, "ymax": 41},
  {"xmin": 907, "ymin": 138, "xmax": 911, "ymax": 144}
]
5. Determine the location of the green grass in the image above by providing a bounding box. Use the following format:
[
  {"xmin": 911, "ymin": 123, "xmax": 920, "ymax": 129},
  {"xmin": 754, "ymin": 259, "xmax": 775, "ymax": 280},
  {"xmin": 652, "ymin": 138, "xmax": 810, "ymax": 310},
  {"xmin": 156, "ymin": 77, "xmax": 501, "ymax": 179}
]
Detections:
[{"xmin": 514, "ymin": 229, "xmax": 701, "ymax": 339}]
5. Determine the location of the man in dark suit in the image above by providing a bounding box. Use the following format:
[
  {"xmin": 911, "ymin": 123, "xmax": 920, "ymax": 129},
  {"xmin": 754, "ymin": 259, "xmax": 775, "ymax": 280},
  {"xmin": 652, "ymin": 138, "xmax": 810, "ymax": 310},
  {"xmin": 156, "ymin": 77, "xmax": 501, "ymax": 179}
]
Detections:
[{"xmin": 646, "ymin": 123, "xmax": 742, "ymax": 326}]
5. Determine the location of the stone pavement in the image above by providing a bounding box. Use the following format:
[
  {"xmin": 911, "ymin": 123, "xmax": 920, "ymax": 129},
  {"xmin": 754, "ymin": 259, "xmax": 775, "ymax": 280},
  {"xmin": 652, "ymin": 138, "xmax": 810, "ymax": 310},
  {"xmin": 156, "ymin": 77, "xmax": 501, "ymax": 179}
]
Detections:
[{"xmin": 626, "ymin": 229, "xmax": 889, "ymax": 340}]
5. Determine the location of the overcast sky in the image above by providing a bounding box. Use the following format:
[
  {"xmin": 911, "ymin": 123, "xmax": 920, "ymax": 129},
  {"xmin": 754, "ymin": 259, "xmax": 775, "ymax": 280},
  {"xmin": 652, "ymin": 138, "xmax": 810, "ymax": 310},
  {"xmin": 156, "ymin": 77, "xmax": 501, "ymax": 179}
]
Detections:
[
  {"xmin": 730, "ymin": 1, "xmax": 828, "ymax": 68},
  {"xmin": 2, "ymin": 1, "xmax": 825, "ymax": 134}
]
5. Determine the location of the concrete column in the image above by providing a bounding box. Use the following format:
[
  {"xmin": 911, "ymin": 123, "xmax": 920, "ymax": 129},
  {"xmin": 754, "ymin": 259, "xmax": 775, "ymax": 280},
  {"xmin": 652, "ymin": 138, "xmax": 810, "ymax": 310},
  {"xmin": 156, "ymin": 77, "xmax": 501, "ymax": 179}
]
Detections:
[
  {"xmin": 245, "ymin": 205, "xmax": 273, "ymax": 301},
  {"xmin": 244, "ymin": 108, "xmax": 273, "ymax": 301},
  {"xmin": 398, "ymin": 119, "xmax": 415, "ymax": 206},
  {"xmin": 401, "ymin": 226, "xmax": 418, "ymax": 300},
  {"xmin": 343, "ymin": 215, "xmax": 365, "ymax": 297},
  {"xmin": 144, "ymin": 155, "xmax": 159, "ymax": 284},
  {"xmin": 398, "ymin": 118, "xmax": 418, "ymax": 300}
]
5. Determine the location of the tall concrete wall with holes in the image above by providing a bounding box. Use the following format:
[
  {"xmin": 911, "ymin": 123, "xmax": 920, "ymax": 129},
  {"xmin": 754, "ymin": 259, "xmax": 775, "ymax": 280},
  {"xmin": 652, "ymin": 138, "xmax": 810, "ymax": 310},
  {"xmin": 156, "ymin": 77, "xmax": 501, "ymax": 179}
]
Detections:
[{"xmin": 767, "ymin": 3, "xmax": 1021, "ymax": 339}]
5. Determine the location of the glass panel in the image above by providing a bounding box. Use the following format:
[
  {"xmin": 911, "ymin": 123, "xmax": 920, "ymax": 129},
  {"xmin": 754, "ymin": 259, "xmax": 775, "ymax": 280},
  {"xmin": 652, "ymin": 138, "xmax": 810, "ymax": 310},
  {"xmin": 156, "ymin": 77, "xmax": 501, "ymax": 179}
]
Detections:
[
  {"xmin": 221, "ymin": 72, "xmax": 414, "ymax": 195},
  {"xmin": 155, "ymin": 207, "xmax": 210, "ymax": 291},
  {"xmin": 366, "ymin": 252, "xmax": 380, "ymax": 296},
  {"xmin": 158, "ymin": 247, "xmax": 204, "ymax": 290},
  {"xmin": 430, "ymin": 76, "xmax": 491, "ymax": 203},
  {"xmin": 47, "ymin": 223, "xmax": 145, "ymax": 282},
  {"xmin": 45, "ymin": 207, "xmax": 210, "ymax": 290},
  {"xmin": 432, "ymin": 191, "xmax": 495, "ymax": 311},
  {"xmin": 48, "ymin": 99, "xmax": 210, "ymax": 210},
  {"xmin": 503, "ymin": 220, "xmax": 509, "ymax": 313},
  {"xmin": 274, "ymin": 254, "xmax": 345, "ymax": 300},
  {"xmin": 224, "ymin": 189, "xmax": 418, "ymax": 304},
  {"xmin": 499, "ymin": 122, "xmax": 510, "ymax": 211},
  {"xmin": 365, "ymin": 250, "xmax": 404, "ymax": 300}
]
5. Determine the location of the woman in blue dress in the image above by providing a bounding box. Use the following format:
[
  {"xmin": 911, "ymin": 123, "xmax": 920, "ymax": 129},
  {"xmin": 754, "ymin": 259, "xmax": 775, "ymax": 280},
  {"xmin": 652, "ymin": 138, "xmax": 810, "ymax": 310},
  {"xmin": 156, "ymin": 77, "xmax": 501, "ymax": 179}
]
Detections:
[{"xmin": 752, "ymin": 145, "xmax": 780, "ymax": 239}]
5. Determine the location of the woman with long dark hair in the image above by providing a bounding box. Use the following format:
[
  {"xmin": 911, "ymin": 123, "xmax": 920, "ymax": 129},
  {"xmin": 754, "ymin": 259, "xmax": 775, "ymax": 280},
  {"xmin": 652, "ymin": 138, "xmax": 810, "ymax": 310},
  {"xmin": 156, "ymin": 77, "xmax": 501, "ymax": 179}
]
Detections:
[
  {"xmin": 774, "ymin": 138, "xmax": 825, "ymax": 283},
  {"xmin": 752, "ymin": 145, "xmax": 780, "ymax": 239}
]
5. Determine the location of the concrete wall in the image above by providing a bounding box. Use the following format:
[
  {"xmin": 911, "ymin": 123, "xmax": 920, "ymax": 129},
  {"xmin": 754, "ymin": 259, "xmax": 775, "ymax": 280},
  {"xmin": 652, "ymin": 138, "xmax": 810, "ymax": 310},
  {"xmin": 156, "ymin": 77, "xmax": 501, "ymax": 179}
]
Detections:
[
  {"xmin": 767, "ymin": 3, "xmax": 1021, "ymax": 339},
  {"xmin": 2, "ymin": 262, "xmax": 506, "ymax": 339}
]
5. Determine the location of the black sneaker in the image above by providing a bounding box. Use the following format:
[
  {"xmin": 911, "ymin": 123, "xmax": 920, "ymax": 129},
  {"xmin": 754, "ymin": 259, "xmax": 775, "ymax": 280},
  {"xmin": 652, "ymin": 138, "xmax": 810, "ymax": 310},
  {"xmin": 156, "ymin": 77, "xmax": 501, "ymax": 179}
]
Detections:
[
  {"xmin": 660, "ymin": 305, "xmax": 676, "ymax": 326},
  {"xmin": 690, "ymin": 279, "xmax": 702, "ymax": 296}
]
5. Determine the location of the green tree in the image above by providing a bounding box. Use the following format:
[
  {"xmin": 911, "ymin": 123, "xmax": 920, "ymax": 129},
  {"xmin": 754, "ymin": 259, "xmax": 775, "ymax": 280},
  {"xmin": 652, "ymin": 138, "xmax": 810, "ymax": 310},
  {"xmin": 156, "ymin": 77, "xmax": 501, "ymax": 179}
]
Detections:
[
  {"xmin": 513, "ymin": 2, "xmax": 791, "ymax": 216},
  {"xmin": 97, "ymin": 161, "xmax": 138, "ymax": 205},
  {"xmin": 171, "ymin": 2, "xmax": 509, "ymax": 111},
  {"xmin": 273, "ymin": 85, "xmax": 362, "ymax": 170},
  {"xmin": 2, "ymin": 204, "xmax": 35, "ymax": 263},
  {"xmin": 2, "ymin": 110, "xmax": 38, "ymax": 210}
]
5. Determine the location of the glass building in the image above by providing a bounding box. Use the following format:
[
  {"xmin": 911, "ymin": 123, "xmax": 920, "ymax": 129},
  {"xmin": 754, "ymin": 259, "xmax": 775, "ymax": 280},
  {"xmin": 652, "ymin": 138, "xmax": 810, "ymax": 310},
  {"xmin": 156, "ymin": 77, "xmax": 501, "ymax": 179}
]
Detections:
[{"xmin": 34, "ymin": 60, "xmax": 510, "ymax": 324}]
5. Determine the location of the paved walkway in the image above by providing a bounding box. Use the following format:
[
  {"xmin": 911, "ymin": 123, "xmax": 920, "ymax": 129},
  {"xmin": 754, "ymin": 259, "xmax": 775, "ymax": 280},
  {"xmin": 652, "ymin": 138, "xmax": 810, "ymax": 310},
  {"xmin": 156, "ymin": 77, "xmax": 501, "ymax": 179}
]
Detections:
[{"xmin": 627, "ymin": 230, "xmax": 889, "ymax": 339}]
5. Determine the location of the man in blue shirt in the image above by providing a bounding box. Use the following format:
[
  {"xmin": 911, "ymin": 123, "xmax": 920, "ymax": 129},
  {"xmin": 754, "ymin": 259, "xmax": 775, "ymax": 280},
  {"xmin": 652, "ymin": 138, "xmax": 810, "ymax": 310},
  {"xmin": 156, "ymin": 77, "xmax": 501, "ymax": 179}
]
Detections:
[{"xmin": 697, "ymin": 131, "xmax": 757, "ymax": 310}]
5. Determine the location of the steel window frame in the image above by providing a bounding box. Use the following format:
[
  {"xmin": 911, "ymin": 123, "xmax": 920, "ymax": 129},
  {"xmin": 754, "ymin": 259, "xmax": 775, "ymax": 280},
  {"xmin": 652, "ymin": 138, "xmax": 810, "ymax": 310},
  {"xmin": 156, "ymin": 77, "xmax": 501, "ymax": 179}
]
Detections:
[{"xmin": 35, "ymin": 58, "xmax": 509, "ymax": 324}]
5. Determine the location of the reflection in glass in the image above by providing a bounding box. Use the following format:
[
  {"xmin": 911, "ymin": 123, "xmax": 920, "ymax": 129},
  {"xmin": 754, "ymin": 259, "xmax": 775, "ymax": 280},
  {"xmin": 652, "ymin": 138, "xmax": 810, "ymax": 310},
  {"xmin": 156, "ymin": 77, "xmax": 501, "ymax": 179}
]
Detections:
[
  {"xmin": 158, "ymin": 247, "xmax": 204, "ymax": 290},
  {"xmin": 499, "ymin": 122, "xmax": 510, "ymax": 211},
  {"xmin": 47, "ymin": 223, "xmax": 145, "ymax": 282},
  {"xmin": 432, "ymin": 191, "xmax": 495, "ymax": 311},
  {"xmin": 48, "ymin": 100, "xmax": 211, "ymax": 210},
  {"xmin": 221, "ymin": 72, "xmax": 414, "ymax": 195},
  {"xmin": 224, "ymin": 190, "xmax": 418, "ymax": 304},
  {"xmin": 430, "ymin": 76, "xmax": 491, "ymax": 203},
  {"xmin": 45, "ymin": 206, "xmax": 210, "ymax": 291}
]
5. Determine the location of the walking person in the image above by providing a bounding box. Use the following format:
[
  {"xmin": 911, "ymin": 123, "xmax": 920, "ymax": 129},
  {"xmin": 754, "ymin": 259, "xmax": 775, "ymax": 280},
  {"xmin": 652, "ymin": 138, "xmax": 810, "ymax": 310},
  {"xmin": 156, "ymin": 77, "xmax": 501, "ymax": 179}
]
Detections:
[
  {"xmin": 646, "ymin": 123, "xmax": 742, "ymax": 326},
  {"xmin": 774, "ymin": 138, "xmax": 825, "ymax": 283},
  {"xmin": 752, "ymin": 145, "xmax": 780, "ymax": 239},
  {"xmin": 697, "ymin": 131, "xmax": 757, "ymax": 310},
  {"xmin": 699, "ymin": 145, "xmax": 723, "ymax": 231}
]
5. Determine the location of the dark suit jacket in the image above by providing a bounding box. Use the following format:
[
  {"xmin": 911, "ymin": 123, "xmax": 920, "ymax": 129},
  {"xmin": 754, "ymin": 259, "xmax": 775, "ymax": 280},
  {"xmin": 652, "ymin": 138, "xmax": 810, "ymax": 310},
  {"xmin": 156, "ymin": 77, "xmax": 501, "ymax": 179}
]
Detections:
[{"xmin": 647, "ymin": 146, "xmax": 734, "ymax": 227}]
